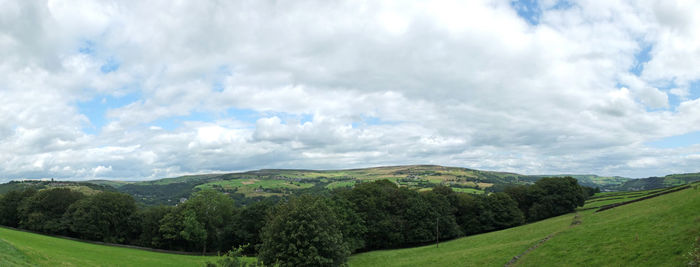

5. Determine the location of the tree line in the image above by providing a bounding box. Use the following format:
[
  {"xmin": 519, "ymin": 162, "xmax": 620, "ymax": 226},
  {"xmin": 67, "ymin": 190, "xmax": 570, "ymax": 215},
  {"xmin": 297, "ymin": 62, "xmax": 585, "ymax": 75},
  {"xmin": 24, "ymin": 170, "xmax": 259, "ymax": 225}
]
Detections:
[{"xmin": 0, "ymin": 177, "xmax": 593, "ymax": 266}]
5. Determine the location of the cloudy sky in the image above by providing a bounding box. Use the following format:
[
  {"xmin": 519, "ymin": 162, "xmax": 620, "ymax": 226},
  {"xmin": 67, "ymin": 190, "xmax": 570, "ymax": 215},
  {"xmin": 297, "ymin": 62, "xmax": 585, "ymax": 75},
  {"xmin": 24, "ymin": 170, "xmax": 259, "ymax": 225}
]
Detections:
[{"xmin": 1, "ymin": 0, "xmax": 700, "ymax": 182}]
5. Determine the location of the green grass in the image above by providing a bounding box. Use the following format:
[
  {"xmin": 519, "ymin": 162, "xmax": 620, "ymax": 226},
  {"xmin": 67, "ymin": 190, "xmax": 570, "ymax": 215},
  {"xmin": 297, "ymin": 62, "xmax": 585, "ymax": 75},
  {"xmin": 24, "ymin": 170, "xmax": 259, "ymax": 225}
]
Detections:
[
  {"xmin": 326, "ymin": 181, "xmax": 356, "ymax": 189},
  {"xmin": 349, "ymin": 213, "xmax": 575, "ymax": 266},
  {"xmin": 0, "ymin": 237, "xmax": 33, "ymax": 266},
  {"xmin": 517, "ymin": 185, "xmax": 700, "ymax": 266},
  {"xmin": 350, "ymin": 185, "xmax": 700, "ymax": 266},
  {"xmin": 0, "ymin": 227, "xmax": 221, "ymax": 266},
  {"xmin": 450, "ymin": 188, "xmax": 485, "ymax": 194}
]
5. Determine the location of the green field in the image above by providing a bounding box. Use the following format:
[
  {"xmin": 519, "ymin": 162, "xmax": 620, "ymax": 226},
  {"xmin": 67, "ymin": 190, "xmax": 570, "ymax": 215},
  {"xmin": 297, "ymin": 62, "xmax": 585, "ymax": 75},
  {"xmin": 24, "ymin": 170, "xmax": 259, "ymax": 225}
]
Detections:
[
  {"xmin": 1, "ymin": 185, "xmax": 698, "ymax": 266},
  {"xmin": 578, "ymin": 186, "xmax": 680, "ymax": 210},
  {"xmin": 349, "ymin": 184, "xmax": 700, "ymax": 266},
  {"xmin": 451, "ymin": 187, "xmax": 486, "ymax": 194},
  {"xmin": 348, "ymin": 212, "xmax": 575, "ymax": 266},
  {"xmin": 195, "ymin": 178, "xmax": 315, "ymax": 197},
  {"xmin": 0, "ymin": 227, "xmax": 221, "ymax": 266}
]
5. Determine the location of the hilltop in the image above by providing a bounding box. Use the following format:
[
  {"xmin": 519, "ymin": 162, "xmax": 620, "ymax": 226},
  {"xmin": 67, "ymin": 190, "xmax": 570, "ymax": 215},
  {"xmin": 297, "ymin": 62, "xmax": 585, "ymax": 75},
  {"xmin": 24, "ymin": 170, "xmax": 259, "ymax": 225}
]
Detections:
[{"xmin": 3, "ymin": 165, "xmax": 700, "ymax": 206}]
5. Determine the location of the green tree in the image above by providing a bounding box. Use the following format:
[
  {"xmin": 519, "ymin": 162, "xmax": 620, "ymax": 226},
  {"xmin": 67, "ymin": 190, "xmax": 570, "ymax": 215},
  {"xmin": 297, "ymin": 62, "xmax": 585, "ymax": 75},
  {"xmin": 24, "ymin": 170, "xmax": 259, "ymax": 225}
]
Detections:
[
  {"xmin": 259, "ymin": 195, "xmax": 350, "ymax": 266},
  {"xmin": 181, "ymin": 189, "xmax": 235, "ymax": 254},
  {"xmin": 0, "ymin": 188, "xmax": 37, "ymax": 227},
  {"xmin": 527, "ymin": 177, "xmax": 586, "ymax": 221},
  {"xmin": 180, "ymin": 209, "xmax": 207, "ymax": 254},
  {"xmin": 232, "ymin": 199, "xmax": 276, "ymax": 254},
  {"xmin": 159, "ymin": 189, "xmax": 235, "ymax": 253},
  {"xmin": 480, "ymin": 192, "xmax": 524, "ymax": 230},
  {"xmin": 18, "ymin": 188, "xmax": 84, "ymax": 234},
  {"xmin": 337, "ymin": 180, "xmax": 405, "ymax": 249},
  {"xmin": 63, "ymin": 191, "xmax": 138, "ymax": 243},
  {"xmin": 136, "ymin": 205, "xmax": 173, "ymax": 248}
]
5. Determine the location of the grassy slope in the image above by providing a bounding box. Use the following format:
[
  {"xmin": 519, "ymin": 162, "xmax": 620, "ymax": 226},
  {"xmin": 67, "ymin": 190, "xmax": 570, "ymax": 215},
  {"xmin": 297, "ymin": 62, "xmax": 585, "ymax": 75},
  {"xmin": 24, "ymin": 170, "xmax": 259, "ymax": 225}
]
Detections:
[
  {"xmin": 0, "ymin": 227, "xmax": 219, "ymax": 267},
  {"xmin": 517, "ymin": 185, "xmax": 700, "ymax": 266},
  {"xmin": 0, "ymin": 238, "xmax": 33, "ymax": 266},
  {"xmin": 350, "ymin": 184, "xmax": 700, "ymax": 266},
  {"xmin": 348, "ymin": 213, "xmax": 575, "ymax": 266}
]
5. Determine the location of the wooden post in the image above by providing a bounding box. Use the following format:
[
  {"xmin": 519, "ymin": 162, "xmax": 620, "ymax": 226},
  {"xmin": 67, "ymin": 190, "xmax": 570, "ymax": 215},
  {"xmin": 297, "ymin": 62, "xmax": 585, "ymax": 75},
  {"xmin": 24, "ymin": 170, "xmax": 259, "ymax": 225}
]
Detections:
[{"xmin": 436, "ymin": 217, "xmax": 440, "ymax": 248}]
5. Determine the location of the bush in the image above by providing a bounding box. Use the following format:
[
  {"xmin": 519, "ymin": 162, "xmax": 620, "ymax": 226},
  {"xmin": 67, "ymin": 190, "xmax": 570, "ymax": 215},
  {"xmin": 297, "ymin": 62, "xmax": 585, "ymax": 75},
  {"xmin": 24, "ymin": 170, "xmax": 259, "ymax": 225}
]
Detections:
[{"xmin": 206, "ymin": 245, "xmax": 259, "ymax": 267}]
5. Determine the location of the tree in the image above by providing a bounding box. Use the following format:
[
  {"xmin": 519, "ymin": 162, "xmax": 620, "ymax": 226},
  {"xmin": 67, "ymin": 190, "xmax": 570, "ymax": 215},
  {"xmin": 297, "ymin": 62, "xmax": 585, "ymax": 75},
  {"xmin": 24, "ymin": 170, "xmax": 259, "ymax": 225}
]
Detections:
[
  {"xmin": 337, "ymin": 180, "xmax": 405, "ymax": 249},
  {"xmin": 232, "ymin": 199, "xmax": 276, "ymax": 254},
  {"xmin": 259, "ymin": 195, "xmax": 350, "ymax": 266},
  {"xmin": 0, "ymin": 188, "xmax": 37, "ymax": 227},
  {"xmin": 136, "ymin": 205, "xmax": 173, "ymax": 248},
  {"xmin": 328, "ymin": 194, "xmax": 366, "ymax": 253},
  {"xmin": 526, "ymin": 177, "xmax": 586, "ymax": 221},
  {"xmin": 479, "ymin": 192, "xmax": 524, "ymax": 230},
  {"xmin": 159, "ymin": 189, "xmax": 235, "ymax": 253},
  {"xmin": 421, "ymin": 187, "xmax": 462, "ymax": 241},
  {"xmin": 63, "ymin": 191, "xmax": 138, "ymax": 243},
  {"xmin": 18, "ymin": 188, "xmax": 84, "ymax": 234},
  {"xmin": 180, "ymin": 209, "xmax": 207, "ymax": 254},
  {"xmin": 181, "ymin": 189, "xmax": 235, "ymax": 254}
]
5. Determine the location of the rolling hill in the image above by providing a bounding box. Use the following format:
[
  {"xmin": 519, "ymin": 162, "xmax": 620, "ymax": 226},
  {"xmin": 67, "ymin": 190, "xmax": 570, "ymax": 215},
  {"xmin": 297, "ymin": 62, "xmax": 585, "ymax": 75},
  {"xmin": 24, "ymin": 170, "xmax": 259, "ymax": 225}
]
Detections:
[
  {"xmin": 348, "ymin": 182, "xmax": 700, "ymax": 266},
  {"xmin": 0, "ymin": 227, "xmax": 224, "ymax": 266},
  {"xmin": 2, "ymin": 182, "xmax": 696, "ymax": 266},
  {"xmin": 3, "ymin": 165, "xmax": 699, "ymax": 206}
]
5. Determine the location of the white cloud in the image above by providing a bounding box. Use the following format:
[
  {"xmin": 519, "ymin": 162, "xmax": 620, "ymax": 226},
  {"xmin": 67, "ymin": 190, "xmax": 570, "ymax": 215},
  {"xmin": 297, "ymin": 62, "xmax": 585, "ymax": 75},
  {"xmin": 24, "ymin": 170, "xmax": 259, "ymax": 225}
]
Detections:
[{"xmin": 1, "ymin": 0, "xmax": 700, "ymax": 181}]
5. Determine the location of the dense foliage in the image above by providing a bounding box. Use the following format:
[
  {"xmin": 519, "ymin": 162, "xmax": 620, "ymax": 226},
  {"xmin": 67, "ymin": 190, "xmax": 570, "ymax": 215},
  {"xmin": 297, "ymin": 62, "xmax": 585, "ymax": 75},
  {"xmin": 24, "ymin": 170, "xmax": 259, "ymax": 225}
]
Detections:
[
  {"xmin": 0, "ymin": 177, "xmax": 588, "ymax": 266},
  {"xmin": 259, "ymin": 195, "xmax": 350, "ymax": 266}
]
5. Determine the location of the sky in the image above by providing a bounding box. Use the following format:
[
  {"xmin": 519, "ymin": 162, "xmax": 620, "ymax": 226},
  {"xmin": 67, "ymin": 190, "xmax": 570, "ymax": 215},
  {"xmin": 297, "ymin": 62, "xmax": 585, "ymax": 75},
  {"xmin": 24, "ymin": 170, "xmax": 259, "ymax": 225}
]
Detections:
[{"xmin": 1, "ymin": 0, "xmax": 700, "ymax": 182}]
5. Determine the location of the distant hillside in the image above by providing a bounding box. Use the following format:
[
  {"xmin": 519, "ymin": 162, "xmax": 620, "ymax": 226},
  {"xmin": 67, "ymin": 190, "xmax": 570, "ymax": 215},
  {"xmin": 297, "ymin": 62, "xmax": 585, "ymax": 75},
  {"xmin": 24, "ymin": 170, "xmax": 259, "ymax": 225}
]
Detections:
[
  {"xmin": 112, "ymin": 165, "xmax": 535, "ymax": 205},
  {"xmin": 528, "ymin": 175, "xmax": 630, "ymax": 191},
  {"xmin": 615, "ymin": 172, "xmax": 700, "ymax": 191},
  {"xmin": 4, "ymin": 165, "xmax": 699, "ymax": 206},
  {"xmin": 0, "ymin": 180, "xmax": 114, "ymax": 195}
]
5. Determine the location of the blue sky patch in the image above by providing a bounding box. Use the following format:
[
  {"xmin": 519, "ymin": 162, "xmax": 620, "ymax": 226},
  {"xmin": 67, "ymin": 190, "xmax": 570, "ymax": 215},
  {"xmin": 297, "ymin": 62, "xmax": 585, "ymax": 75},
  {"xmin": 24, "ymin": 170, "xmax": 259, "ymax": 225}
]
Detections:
[
  {"xmin": 647, "ymin": 131, "xmax": 700, "ymax": 148},
  {"xmin": 78, "ymin": 40, "xmax": 96, "ymax": 55},
  {"xmin": 511, "ymin": 0, "xmax": 541, "ymax": 25},
  {"xmin": 227, "ymin": 108, "xmax": 262, "ymax": 124},
  {"xmin": 630, "ymin": 44, "xmax": 652, "ymax": 76},
  {"xmin": 100, "ymin": 58, "xmax": 120, "ymax": 73},
  {"xmin": 77, "ymin": 93, "xmax": 141, "ymax": 134}
]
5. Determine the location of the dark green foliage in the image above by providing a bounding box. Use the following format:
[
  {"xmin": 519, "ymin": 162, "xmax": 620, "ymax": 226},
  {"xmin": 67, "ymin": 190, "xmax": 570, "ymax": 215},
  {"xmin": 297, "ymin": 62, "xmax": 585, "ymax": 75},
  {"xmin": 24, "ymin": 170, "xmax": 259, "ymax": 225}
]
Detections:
[
  {"xmin": 452, "ymin": 192, "xmax": 524, "ymax": 235},
  {"xmin": 328, "ymin": 194, "xmax": 366, "ymax": 253},
  {"xmin": 582, "ymin": 186, "xmax": 600, "ymax": 197},
  {"xmin": 259, "ymin": 195, "xmax": 350, "ymax": 267},
  {"xmin": 453, "ymin": 193, "xmax": 486, "ymax": 235},
  {"xmin": 206, "ymin": 245, "xmax": 260, "ymax": 267},
  {"xmin": 421, "ymin": 186, "xmax": 463, "ymax": 240},
  {"xmin": 0, "ymin": 188, "xmax": 37, "ymax": 227},
  {"xmin": 63, "ymin": 192, "xmax": 138, "ymax": 243},
  {"xmin": 18, "ymin": 188, "xmax": 84, "ymax": 234},
  {"xmin": 527, "ymin": 177, "xmax": 586, "ymax": 221},
  {"xmin": 136, "ymin": 205, "xmax": 173, "ymax": 248},
  {"xmin": 159, "ymin": 189, "xmax": 235, "ymax": 253},
  {"xmin": 119, "ymin": 182, "xmax": 199, "ymax": 206},
  {"xmin": 337, "ymin": 181, "xmax": 462, "ymax": 250},
  {"xmin": 337, "ymin": 180, "xmax": 407, "ymax": 249},
  {"xmin": 232, "ymin": 199, "xmax": 276, "ymax": 254},
  {"xmin": 504, "ymin": 177, "xmax": 586, "ymax": 222},
  {"xmin": 479, "ymin": 193, "xmax": 524, "ymax": 230}
]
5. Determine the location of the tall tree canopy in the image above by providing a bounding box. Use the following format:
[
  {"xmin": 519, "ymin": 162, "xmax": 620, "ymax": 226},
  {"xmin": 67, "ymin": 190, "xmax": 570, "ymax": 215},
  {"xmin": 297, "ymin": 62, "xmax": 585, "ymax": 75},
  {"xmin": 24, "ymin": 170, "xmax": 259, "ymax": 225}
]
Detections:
[{"xmin": 259, "ymin": 195, "xmax": 350, "ymax": 267}]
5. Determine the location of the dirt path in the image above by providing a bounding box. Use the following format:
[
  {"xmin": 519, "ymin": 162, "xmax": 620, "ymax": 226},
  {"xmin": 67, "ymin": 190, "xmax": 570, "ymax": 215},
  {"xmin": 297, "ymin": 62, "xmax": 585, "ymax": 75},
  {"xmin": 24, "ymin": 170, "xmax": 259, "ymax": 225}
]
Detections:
[{"xmin": 504, "ymin": 213, "xmax": 581, "ymax": 267}]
